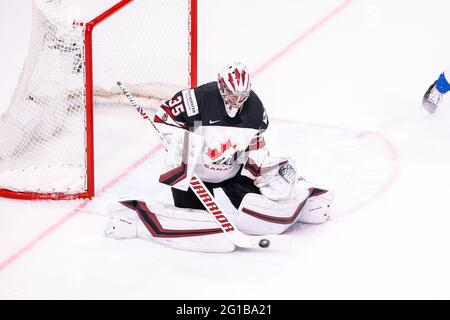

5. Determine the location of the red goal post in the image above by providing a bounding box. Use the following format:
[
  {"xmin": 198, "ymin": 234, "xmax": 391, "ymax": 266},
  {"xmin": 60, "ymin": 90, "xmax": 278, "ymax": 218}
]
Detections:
[{"xmin": 0, "ymin": 0, "xmax": 197, "ymax": 200}]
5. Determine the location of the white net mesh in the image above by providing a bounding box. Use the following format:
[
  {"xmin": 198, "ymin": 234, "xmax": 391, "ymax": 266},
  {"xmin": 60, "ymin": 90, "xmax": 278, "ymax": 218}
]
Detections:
[
  {"xmin": 90, "ymin": 0, "xmax": 191, "ymax": 106},
  {"xmin": 0, "ymin": 0, "xmax": 193, "ymax": 198}
]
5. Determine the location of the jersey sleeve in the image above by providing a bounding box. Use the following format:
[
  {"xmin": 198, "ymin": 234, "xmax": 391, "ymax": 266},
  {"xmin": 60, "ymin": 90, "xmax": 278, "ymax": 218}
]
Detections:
[
  {"xmin": 153, "ymin": 88, "xmax": 200, "ymax": 142},
  {"xmin": 241, "ymin": 107, "xmax": 270, "ymax": 180},
  {"xmin": 153, "ymin": 89, "xmax": 203, "ymax": 190}
]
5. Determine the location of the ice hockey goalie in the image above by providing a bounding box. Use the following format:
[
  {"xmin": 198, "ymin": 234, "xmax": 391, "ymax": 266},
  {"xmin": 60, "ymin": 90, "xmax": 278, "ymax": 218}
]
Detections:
[{"xmin": 104, "ymin": 62, "xmax": 334, "ymax": 252}]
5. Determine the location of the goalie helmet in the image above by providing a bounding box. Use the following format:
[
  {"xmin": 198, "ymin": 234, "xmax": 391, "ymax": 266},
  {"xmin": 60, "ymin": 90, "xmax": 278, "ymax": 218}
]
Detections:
[{"xmin": 217, "ymin": 62, "xmax": 251, "ymax": 117}]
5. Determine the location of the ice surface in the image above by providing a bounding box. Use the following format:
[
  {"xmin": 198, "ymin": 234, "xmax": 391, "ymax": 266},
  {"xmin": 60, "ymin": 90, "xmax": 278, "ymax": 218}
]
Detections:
[{"xmin": 1, "ymin": 0, "xmax": 450, "ymax": 299}]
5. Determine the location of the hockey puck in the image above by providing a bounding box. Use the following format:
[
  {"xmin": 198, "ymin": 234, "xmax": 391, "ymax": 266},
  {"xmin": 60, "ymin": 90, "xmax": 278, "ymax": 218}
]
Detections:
[{"xmin": 259, "ymin": 239, "xmax": 270, "ymax": 248}]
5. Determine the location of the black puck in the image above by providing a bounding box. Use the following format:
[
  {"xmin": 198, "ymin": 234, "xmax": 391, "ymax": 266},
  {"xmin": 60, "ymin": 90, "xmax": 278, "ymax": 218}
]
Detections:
[{"xmin": 259, "ymin": 239, "xmax": 270, "ymax": 248}]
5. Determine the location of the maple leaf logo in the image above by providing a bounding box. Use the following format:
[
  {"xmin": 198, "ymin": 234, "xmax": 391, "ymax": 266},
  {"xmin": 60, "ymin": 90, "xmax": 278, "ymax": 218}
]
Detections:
[{"xmin": 207, "ymin": 139, "xmax": 237, "ymax": 160}]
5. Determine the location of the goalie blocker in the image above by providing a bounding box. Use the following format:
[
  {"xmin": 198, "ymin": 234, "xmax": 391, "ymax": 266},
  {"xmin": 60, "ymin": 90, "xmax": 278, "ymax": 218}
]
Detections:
[{"xmin": 104, "ymin": 186, "xmax": 334, "ymax": 253}]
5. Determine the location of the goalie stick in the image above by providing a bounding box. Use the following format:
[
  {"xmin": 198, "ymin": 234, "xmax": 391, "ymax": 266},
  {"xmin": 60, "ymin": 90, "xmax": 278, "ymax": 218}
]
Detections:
[{"xmin": 117, "ymin": 81, "xmax": 289, "ymax": 250}]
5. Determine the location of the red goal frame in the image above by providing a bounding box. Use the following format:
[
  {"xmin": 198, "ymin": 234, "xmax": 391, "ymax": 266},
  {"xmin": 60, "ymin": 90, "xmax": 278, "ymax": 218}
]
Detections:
[{"xmin": 0, "ymin": 0, "xmax": 197, "ymax": 200}]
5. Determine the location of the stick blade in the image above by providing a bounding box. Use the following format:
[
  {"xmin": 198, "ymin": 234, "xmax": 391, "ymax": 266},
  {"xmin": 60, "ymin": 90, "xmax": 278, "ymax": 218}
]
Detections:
[{"xmin": 230, "ymin": 233, "xmax": 291, "ymax": 250}]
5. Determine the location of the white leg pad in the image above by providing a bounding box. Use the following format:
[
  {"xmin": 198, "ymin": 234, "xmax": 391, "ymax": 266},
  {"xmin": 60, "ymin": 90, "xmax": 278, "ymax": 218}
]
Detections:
[
  {"xmin": 297, "ymin": 189, "xmax": 334, "ymax": 224},
  {"xmin": 104, "ymin": 202, "xmax": 138, "ymax": 239},
  {"xmin": 235, "ymin": 189, "xmax": 310, "ymax": 235},
  {"xmin": 105, "ymin": 199, "xmax": 236, "ymax": 253},
  {"xmin": 235, "ymin": 187, "xmax": 334, "ymax": 235}
]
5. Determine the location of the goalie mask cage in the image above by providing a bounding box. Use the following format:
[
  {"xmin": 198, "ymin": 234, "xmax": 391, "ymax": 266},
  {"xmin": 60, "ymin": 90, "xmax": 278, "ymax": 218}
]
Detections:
[{"xmin": 0, "ymin": 0, "xmax": 197, "ymax": 200}]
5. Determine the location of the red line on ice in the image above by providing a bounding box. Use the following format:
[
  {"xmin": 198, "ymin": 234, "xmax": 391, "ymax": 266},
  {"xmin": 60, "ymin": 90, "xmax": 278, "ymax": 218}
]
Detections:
[
  {"xmin": 0, "ymin": 0, "xmax": 354, "ymax": 272},
  {"xmin": 253, "ymin": 0, "xmax": 354, "ymax": 77},
  {"xmin": 0, "ymin": 144, "xmax": 163, "ymax": 273},
  {"xmin": 271, "ymin": 117, "xmax": 400, "ymax": 220},
  {"xmin": 339, "ymin": 132, "xmax": 399, "ymax": 217}
]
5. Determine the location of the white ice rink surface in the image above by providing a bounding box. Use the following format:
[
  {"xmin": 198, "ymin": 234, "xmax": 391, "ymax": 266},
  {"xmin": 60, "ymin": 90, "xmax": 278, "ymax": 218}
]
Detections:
[{"xmin": 1, "ymin": 0, "xmax": 450, "ymax": 299}]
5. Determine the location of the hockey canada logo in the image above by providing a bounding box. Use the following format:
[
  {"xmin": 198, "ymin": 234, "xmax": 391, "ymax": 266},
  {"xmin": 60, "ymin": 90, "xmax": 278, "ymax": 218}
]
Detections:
[{"xmin": 207, "ymin": 139, "xmax": 237, "ymax": 161}]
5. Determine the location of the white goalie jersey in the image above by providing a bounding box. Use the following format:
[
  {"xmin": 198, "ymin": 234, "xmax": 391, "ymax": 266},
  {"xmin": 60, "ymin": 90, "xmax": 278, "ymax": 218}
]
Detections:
[{"xmin": 153, "ymin": 81, "xmax": 270, "ymax": 191}]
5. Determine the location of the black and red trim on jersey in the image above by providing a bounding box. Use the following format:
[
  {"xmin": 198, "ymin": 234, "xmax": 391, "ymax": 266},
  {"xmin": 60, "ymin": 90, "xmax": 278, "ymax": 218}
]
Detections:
[
  {"xmin": 154, "ymin": 114, "xmax": 186, "ymax": 129},
  {"xmin": 120, "ymin": 200, "xmax": 223, "ymax": 238},
  {"xmin": 161, "ymin": 104, "xmax": 179, "ymax": 122},
  {"xmin": 246, "ymin": 136, "xmax": 266, "ymax": 152},
  {"xmin": 243, "ymin": 158, "xmax": 288, "ymax": 178},
  {"xmin": 243, "ymin": 158, "xmax": 262, "ymax": 177},
  {"xmin": 153, "ymin": 104, "xmax": 187, "ymax": 129}
]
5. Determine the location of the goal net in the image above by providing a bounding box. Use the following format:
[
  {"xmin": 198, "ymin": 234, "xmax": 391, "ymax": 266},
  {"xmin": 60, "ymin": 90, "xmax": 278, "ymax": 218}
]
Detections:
[{"xmin": 0, "ymin": 0, "xmax": 197, "ymax": 200}]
